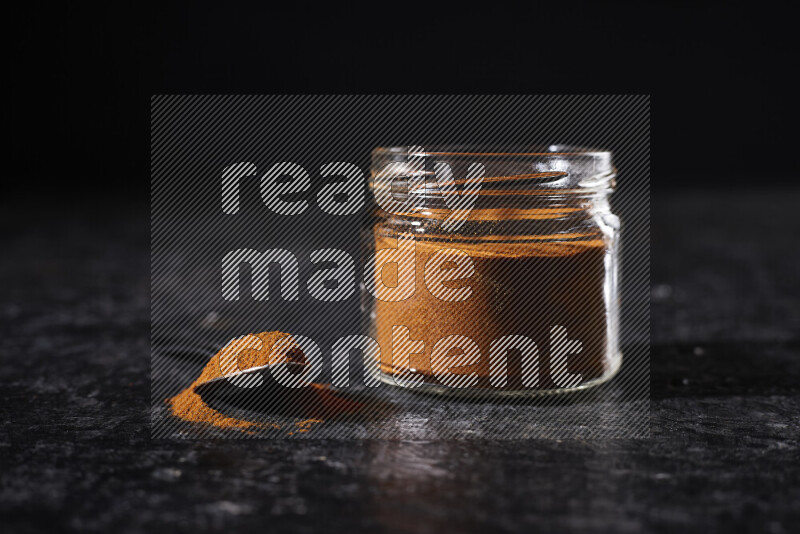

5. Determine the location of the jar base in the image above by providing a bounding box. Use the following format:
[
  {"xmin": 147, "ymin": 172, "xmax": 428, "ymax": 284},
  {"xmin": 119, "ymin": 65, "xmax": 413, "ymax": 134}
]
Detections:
[{"xmin": 373, "ymin": 352, "xmax": 623, "ymax": 399}]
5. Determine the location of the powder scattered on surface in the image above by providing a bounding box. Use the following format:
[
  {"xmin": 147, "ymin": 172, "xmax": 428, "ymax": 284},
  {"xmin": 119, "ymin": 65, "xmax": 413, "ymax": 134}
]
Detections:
[{"xmin": 289, "ymin": 418, "xmax": 325, "ymax": 435}]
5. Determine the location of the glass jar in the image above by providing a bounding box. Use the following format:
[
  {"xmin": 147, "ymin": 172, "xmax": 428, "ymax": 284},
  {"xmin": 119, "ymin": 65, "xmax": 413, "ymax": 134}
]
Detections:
[{"xmin": 362, "ymin": 146, "xmax": 620, "ymax": 396}]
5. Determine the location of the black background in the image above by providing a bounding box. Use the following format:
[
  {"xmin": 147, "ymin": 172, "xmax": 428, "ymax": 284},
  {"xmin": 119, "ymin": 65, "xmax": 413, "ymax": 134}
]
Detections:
[{"xmin": 10, "ymin": 0, "xmax": 795, "ymax": 208}]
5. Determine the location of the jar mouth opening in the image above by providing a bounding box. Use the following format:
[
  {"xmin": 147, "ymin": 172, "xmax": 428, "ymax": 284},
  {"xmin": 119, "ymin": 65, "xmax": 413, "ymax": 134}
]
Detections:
[
  {"xmin": 371, "ymin": 144, "xmax": 616, "ymax": 197},
  {"xmin": 372, "ymin": 144, "xmax": 611, "ymax": 159}
]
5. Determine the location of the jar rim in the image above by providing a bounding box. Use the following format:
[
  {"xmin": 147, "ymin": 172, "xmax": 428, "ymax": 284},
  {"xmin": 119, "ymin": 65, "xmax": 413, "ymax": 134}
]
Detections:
[
  {"xmin": 370, "ymin": 144, "xmax": 616, "ymax": 196},
  {"xmin": 372, "ymin": 144, "xmax": 611, "ymax": 159}
]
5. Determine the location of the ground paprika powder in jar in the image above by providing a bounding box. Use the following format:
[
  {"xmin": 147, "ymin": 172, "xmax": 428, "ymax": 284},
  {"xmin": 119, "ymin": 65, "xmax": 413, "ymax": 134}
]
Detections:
[{"xmin": 362, "ymin": 146, "xmax": 621, "ymax": 396}]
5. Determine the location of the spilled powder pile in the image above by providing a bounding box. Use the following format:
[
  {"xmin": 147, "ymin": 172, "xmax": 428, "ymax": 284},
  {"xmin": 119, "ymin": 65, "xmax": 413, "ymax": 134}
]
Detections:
[{"xmin": 166, "ymin": 331, "xmax": 363, "ymax": 433}]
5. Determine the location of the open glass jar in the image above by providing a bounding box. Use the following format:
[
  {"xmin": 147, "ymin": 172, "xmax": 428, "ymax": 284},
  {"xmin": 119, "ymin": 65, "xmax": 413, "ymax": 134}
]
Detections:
[{"xmin": 362, "ymin": 146, "xmax": 620, "ymax": 396}]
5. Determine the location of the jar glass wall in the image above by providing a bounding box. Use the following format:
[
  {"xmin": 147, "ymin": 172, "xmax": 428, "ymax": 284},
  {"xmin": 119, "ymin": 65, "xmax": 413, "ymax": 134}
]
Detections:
[{"xmin": 361, "ymin": 146, "xmax": 620, "ymax": 397}]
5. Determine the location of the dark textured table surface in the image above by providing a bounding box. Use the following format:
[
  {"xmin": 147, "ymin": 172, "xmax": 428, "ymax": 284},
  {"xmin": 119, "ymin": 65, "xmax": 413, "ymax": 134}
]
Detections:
[{"xmin": 1, "ymin": 189, "xmax": 798, "ymax": 533}]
